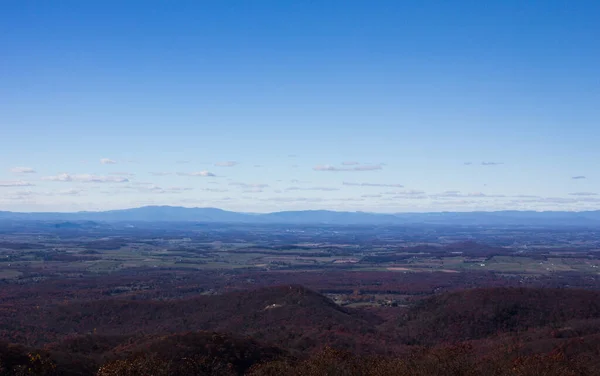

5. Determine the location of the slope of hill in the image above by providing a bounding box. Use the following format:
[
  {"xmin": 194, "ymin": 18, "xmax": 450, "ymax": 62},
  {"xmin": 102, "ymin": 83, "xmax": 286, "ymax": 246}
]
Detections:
[
  {"xmin": 398, "ymin": 287, "xmax": 600, "ymax": 344},
  {"xmin": 1, "ymin": 332, "xmax": 289, "ymax": 376},
  {"xmin": 15, "ymin": 286, "xmax": 389, "ymax": 353}
]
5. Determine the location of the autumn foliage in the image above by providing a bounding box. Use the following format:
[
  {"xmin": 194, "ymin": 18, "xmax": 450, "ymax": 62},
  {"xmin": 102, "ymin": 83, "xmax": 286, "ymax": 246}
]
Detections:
[{"xmin": 2, "ymin": 285, "xmax": 600, "ymax": 374}]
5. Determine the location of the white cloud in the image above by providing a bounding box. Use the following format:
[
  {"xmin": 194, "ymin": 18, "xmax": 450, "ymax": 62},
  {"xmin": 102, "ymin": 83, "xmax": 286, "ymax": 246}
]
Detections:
[
  {"xmin": 341, "ymin": 161, "xmax": 360, "ymax": 166},
  {"xmin": 343, "ymin": 182, "xmax": 404, "ymax": 188},
  {"xmin": 229, "ymin": 182, "xmax": 269, "ymax": 188},
  {"xmin": 214, "ymin": 161, "xmax": 238, "ymax": 167},
  {"xmin": 177, "ymin": 171, "xmax": 216, "ymax": 177},
  {"xmin": 202, "ymin": 188, "xmax": 229, "ymax": 193},
  {"xmin": 383, "ymin": 190, "xmax": 426, "ymax": 195},
  {"xmin": 353, "ymin": 164, "xmax": 383, "ymax": 171},
  {"xmin": 314, "ymin": 163, "xmax": 383, "ymax": 172},
  {"xmin": 259, "ymin": 196, "xmax": 367, "ymax": 204},
  {"xmin": 100, "ymin": 158, "xmax": 117, "ymax": 165},
  {"xmin": 391, "ymin": 194, "xmax": 428, "ymax": 200},
  {"xmin": 569, "ymin": 192, "xmax": 598, "ymax": 196},
  {"xmin": 481, "ymin": 162, "xmax": 503, "ymax": 166},
  {"xmin": 243, "ymin": 187, "xmax": 265, "ymax": 193},
  {"xmin": 331, "ymin": 197, "xmax": 365, "ymax": 202},
  {"xmin": 261, "ymin": 197, "xmax": 325, "ymax": 203},
  {"xmin": 119, "ymin": 184, "xmax": 194, "ymax": 194},
  {"xmin": 511, "ymin": 197, "xmax": 581, "ymax": 204},
  {"xmin": 110, "ymin": 172, "xmax": 135, "ymax": 177},
  {"xmin": 10, "ymin": 167, "xmax": 36, "ymax": 174},
  {"xmin": 313, "ymin": 165, "xmax": 343, "ymax": 171},
  {"xmin": 56, "ymin": 188, "xmax": 84, "ymax": 196},
  {"xmin": 286, "ymin": 186, "xmax": 339, "ymax": 191},
  {"xmin": 0, "ymin": 180, "xmax": 35, "ymax": 187},
  {"xmin": 431, "ymin": 191, "xmax": 505, "ymax": 198},
  {"xmin": 432, "ymin": 199, "xmax": 479, "ymax": 206},
  {"xmin": 131, "ymin": 181, "xmax": 154, "ymax": 186},
  {"xmin": 169, "ymin": 187, "xmax": 193, "ymax": 191},
  {"xmin": 361, "ymin": 194, "xmax": 382, "ymax": 198},
  {"xmin": 8, "ymin": 190, "xmax": 36, "ymax": 198},
  {"xmin": 42, "ymin": 173, "xmax": 129, "ymax": 183}
]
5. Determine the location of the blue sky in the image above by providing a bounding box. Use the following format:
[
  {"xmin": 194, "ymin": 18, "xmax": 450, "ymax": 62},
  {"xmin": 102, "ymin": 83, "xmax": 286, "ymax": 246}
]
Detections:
[{"xmin": 1, "ymin": 1, "xmax": 599, "ymax": 212}]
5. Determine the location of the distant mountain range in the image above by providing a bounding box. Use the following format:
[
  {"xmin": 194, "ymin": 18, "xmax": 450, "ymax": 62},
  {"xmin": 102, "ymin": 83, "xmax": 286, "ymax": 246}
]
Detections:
[{"xmin": 1, "ymin": 205, "xmax": 600, "ymax": 226}]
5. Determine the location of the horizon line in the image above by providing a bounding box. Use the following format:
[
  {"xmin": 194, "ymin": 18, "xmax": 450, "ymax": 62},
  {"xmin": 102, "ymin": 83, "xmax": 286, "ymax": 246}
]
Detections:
[{"xmin": 0, "ymin": 205, "xmax": 597, "ymax": 215}]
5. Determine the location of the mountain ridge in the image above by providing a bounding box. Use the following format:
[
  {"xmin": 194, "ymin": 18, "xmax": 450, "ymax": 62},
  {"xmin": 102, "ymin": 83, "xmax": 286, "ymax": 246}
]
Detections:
[{"xmin": 1, "ymin": 205, "xmax": 600, "ymax": 225}]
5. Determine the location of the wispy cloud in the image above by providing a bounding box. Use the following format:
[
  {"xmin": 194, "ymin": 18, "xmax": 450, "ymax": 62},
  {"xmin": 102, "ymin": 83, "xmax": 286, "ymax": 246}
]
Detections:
[
  {"xmin": 463, "ymin": 162, "xmax": 473, "ymax": 166},
  {"xmin": 432, "ymin": 190, "xmax": 505, "ymax": 198},
  {"xmin": 383, "ymin": 189, "xmax": 426, "ymax": 196},
  {"xmin": 100, "ymin": 158, "xmax": 117, "ymax": 165},
  {"xmin": 202, "ymin": 188, "xmax": 229, "ymax": 193},
  {"xmin": 42, "ymin": 173, "xmax": 129, "ymax": 183},
  {"xmin": 214, "ymin": 161, "xmax": 238, "ymax": 167},
  {"xmin": 509, "ymin": 196, "xmax": 600, "ymax": 205},
  {"xmin": 260, "ymin": 196, "xmax": 367, "ymax": 204},
  {"xmin": 0, "ymin": 180, "xmax": 35, "ymax": 187},
  {"xmin": 10, "ymin": 167, "xmax": 36, "ymax": 174},
  {"xmin": 390, "ymin": 194, "xmax": 428, "ymax": 200},
  {"xmin": 56, "ymin": 188, "xmax": 84, "ymax": 196},
  {"xmin": 150, "ymin": 172, "xmax": 172, "ymax": 176},
  {"xmin": 110, "ymin": 172, "xmax": 135, "ymax": 177},
  {"xmin": 313, "ymin": 165, "xmax": 347, "ymax": 171},
  {"xmin": 176, "ymin": 160, "xmax": 191, "ymax": 164},
  {"xmin": 572, "ymin": 176, "xmax": 587, "ymax": 180},
  {"xmin": 121, "ymin": 184, "xmax": 194, "ymax": 194},
  {"xmin": 167, "ymin": 187, "xmax": 193, "ymax": 192},
  {"xmin": 314, "ymin": 163, "xmax": 383, "ymax": 172},
  {"xmin": 177, "ymin": 171, "xmax": 216, "ymax": 177},
  {"xmin": 286, "ymin": 186, "xmax": 340, "ymax": 191},
  {"xmin": 7, "ymin": 190, "xmax": 36, "ymax": 199},
  {"xmin": 261, "ymin": 197, "xmax": 325, "ymax": 203},
  {"xmin": 229, "ymin": 182, "xmax": 269, "ymax": 188},
  {"xmin": 4, "ymin": 189, "xmax": 85, "ymax": 198},
  {"xmin": 481, "ymin": 162, "xmax": 503, "ymax": 166},
  {"xmin": 432, "ymin": 191, "xmax": 464, "ymax": 198},
  {"xmin": 432, "ymin": 199, "xmax": 479, "ymax": 206},
  {"xmin": 343, "ymin": 182, "xmax": 403, "ymax": 188},
  {"xmin": 353, "ymin": 164, "xmax": 384, "ymax": 171},
  {"xmin": 361, "ymin": 194, "xmax": 382, "ymax": 198},
  {"xmin": 569, "ymin": 192, "xmax": 598, "ymax": 196},
  {"xmin": 341, "ymin": 161, "xmax": 360, "ymax": 166}
]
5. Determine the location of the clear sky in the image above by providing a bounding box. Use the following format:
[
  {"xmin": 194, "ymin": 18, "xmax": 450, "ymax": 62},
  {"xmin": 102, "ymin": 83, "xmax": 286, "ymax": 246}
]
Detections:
[{"xmin": 1, "ymin": 1, "xmax": 599, "ymax": 213}]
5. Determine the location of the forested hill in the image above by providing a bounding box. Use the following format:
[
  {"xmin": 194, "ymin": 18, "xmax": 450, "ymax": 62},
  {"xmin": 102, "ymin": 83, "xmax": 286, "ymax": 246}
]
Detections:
[{"xmin": 2, "ymin": 286, "xmax": 600, "ymax": 374}]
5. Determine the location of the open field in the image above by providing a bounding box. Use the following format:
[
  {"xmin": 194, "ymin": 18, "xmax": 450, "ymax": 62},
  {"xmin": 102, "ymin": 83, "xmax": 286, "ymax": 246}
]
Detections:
[
  {"xmin": 2, "ymin": 222, "xmax": 600, "ymax": 309},
  {"xmin": 3, "ymin": 222, "xmax": 600, "ymax": 280}
]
